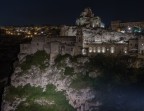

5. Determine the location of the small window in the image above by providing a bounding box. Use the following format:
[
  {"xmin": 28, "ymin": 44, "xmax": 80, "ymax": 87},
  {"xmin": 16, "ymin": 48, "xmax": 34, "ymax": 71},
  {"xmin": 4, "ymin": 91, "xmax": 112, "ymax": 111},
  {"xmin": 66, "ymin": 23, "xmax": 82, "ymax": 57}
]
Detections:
[
  {"xmin": 89, "ymin": 47, "xmax": 92, "ymax": 53},
  {"xmin": 82, "ymin": 49, "xmax": 86, "ymax": 55},
  {"xmin": 124, "ymin": 47, "xmax": 127, "ymax": 54},
  {"xmin": 110, "ymin": 47, "xmax": 114, "ymax": 53},
  {"xmin": 102, "ymin": 47, "xmax": 106, "ymax": 53},
  {"xmin": 97, "ymin": 47, "xmax": 101, "ymax": 53},
  {"xmin": 93, "ymin": 47, "xmax": 96, "ymax": 53}
]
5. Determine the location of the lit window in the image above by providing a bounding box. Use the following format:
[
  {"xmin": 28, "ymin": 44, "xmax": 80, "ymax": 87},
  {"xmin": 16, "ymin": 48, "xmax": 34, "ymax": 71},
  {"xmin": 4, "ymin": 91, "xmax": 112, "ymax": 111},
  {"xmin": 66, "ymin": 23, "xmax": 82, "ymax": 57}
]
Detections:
[
  {"xmin": 34, "ymin": 32, "xmax": 37, "ymax": 35},
  {"xmin": 120, "ymin": 30, "xmax": 125, "ymax": 33},
  {"xmin": 97, "ymin": 47, "xmax": 101, "ymax": 53},
  {"xmin": 93, "ymin": 47, "xmax": 96, "ymax": 53},
  {"xmin": 110, "ymin": 47, "xmax": 114, "ymax": 53},
  {"xmin": 89, "ymin": 47, "xmax": 92, "ymax": 53},
  {"xmin": 102, "ymin": 47, "xmax": 106, "ymax": 53},
  {"xmin": 82, "ymin": 49, "xmax": 86, "ymax": 55},
  {"xmin": 124, "ymin": 47, "xmax": 127, "ymax": 54}
]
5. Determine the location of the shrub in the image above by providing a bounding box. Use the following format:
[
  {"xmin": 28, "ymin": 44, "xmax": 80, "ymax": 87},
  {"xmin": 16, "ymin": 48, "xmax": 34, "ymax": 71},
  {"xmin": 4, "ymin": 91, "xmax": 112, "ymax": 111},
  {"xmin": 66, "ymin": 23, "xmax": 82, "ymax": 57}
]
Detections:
[
  {"xmin": 5, "ymin": 84, "xmax": 76, "ymax": 111},
  {"xmin": 64, "ymin": 67, "xmax": 74, "ymax": 76},
  {"xmin": 55, "ymin": 54, "xmax": 71, "ymax": 63},
  {"xmin": 54, "ymin": 54, "xmax": 71, "ymax": 68},
  {"xmin": 20, "ymin": 51, "xmax": 49, "ymax": 71}
]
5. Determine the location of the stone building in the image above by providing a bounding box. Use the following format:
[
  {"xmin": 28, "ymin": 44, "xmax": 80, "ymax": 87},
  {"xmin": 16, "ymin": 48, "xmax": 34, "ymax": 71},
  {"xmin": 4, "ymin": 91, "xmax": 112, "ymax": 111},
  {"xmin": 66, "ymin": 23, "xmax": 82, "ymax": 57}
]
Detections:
[
  {"xmin": 138, "ymin": 36, "xmax": 144, "ymax": 55},
  {"xmin": 82, "ymin": 43, "xmax": 128, "ymax": 56},
  {"xmin": 111, "ymin": 20, "xmax": 144, "ymax": 33},
  {"xmin": 128, "ymin": 36, "xmax": 144, "ymax": 58},
  {"xmin": 19, "ymin": 35, "xmax": 82, "ymax": 63},
  {"xmin": 128, "ymin": 38, "xmax": 138, "ymax": 54},
  {"xmin": 19, "ymin": 8, "xmax": 144, "ymax": 63}
]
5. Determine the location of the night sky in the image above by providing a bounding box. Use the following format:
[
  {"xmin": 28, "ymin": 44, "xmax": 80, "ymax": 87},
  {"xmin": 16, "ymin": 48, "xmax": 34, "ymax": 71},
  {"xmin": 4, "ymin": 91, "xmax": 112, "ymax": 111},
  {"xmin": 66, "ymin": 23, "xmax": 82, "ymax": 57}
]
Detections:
[{"xmin": 0, "ymin": 0, "xmax": 144, "ymax": 26}]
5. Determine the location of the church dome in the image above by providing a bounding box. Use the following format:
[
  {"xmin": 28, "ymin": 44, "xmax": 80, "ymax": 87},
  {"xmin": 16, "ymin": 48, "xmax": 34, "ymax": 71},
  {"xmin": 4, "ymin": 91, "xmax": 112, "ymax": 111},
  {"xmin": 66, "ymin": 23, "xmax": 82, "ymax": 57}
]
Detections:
[{"xmin": 76, "ymin": 7, "xmax": 105, "ymax": 28}]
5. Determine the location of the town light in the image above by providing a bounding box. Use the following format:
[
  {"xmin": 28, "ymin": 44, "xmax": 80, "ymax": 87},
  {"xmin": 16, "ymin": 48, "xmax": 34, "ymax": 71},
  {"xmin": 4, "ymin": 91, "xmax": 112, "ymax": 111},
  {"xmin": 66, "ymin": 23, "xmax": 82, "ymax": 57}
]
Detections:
[{"xmin": 128, "ymin": 26, "xmax": 131, "ymax": 30}]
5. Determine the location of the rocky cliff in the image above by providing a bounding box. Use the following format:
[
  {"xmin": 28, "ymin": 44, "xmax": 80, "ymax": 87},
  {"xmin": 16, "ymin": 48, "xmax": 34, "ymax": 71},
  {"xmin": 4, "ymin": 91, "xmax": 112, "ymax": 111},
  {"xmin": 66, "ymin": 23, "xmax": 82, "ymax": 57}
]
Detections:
[
  {"xmin": 1, "ymin": 51, "xmax": 144, "ymax": 111},
  {"xmin": 1, "ymin": 51, "xmax": 102, "ymax": 111}
]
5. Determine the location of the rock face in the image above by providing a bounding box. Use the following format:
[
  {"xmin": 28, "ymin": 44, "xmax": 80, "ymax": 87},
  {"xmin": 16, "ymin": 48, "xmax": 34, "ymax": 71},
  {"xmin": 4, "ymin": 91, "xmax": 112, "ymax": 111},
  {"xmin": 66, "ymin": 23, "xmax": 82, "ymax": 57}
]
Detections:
[
  {"xmin": 1, "ymin": 52, "xmax": 102, "ymax": 111},
  {"xmin": 82, "ymin": 28, "xmax": 134, "ymax": 43},
  {"xmin": 2, "ymin": 51, "xmax": 144, "ymax": 111},
  {"xmin": 60, "ymin": 26, "xmax": 135, "ymax": 43}
]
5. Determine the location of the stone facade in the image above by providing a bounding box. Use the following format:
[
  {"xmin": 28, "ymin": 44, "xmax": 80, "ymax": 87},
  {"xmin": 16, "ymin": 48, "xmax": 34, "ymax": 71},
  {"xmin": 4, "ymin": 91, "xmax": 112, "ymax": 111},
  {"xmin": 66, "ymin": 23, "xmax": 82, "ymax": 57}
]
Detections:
[
  {"xmin": 19, "ymin": 35, "xmax": 82, "ymax": 63},
  {"xmin": 83, "ymin": 43, "xmax": 128, "ymax": 56},
  {"xmin": 138, "ymin": 36, "xmax": 144, "ymax": 55},
  {"xmin": 128, "ymin": 37, "xmax": 144, "ymax": 58}
]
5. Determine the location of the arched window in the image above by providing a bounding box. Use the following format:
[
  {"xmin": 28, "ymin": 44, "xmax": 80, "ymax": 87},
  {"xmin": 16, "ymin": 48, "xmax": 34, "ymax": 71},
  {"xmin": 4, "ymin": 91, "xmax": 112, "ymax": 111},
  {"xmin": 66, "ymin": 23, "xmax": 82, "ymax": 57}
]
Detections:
[
  {"xmin": 102, "ymin": 47, "xmax": 106, "ymax": 53},
  {"xmin": 124, "ymin": 47, "xmax": 127, "ymax": 54},
  {"xmin": 97, "ymin": 47, "xmax": 101, "ymax": 53},
  {"xmin": 82, "ymin": 49, "xmax": 87, "ymax": 55},
  {"xmin": 89, "ymin": 47, "xmax": 92, "ymax": 53},
  {"xmin": 110, "ymin": 47, "xmax": 114, "ymax": 53},
  {"xmin": 93, "ymin": 47, "xmax": 96, "ymax": 53}
]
